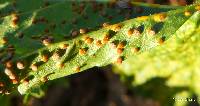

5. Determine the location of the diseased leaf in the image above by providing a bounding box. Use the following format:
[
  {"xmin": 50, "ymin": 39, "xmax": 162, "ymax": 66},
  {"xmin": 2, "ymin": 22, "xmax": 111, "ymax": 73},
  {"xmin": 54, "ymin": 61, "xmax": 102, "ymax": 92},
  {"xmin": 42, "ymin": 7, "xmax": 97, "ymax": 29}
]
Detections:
[
  {"xmin": 0, "ymin": 0, "xmax": 199, "ymax": 97},
  {"xmin": 17, "ymin": 5, "xmax": 199, "ymax": 94}
]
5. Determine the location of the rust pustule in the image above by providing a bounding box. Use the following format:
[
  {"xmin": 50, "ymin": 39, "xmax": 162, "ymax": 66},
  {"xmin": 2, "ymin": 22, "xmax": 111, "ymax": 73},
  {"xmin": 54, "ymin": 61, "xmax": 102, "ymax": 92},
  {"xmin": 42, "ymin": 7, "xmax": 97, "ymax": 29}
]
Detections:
[
  {"xmin": 42, "ymin": 37, "xmax": 53, "ymax": 46},
  {"xmin": 12, "ymin": 79, "xmax": 18, "ymax": 84},
  {"xmin": 147, "ymin": 29, "xmax": 156, "ymax": 36},
  {"xmin": 131, "ymin": 47, "xmax": 141, "ymax": 53},
  {"xmin": 41, "ymin": 76, "xmax": 48, "ymax": 83},
  {"xmin": 22, "ymin": 79, "xmax": 29, "ymax": 85},
  {"xmin": 41, "ymin": 54, "xmax": 49, "ymax": 62},
  {"xmin": 11, "ymin": 13, "xmax": 19, "ymax": 28},
  {"xmin": 79, "ymin": 48, "xmax": 87, "ymax": 55},
  {"xmin": 103, "ymin": 34, "xmax": 110, "ymax": 44},
  {"xmin": 75, "ymin": 67, "xmax": 80, "ymax": 72},
  {"xmin": 85, "ymin": 37, "xmax": 94, "ymax": 44},
  {"xmin": 117, "ymin": 48, "xmax": 124, "ymax": 55},
  {"xmin": 59, "ymin": 43, "xmax": 69, "ymax": 49},
  {"xmin": 80, "ymin": 28, "xmax": 88, "ymax": 34},
  {"xmin": 158, "ymin": 36, "xmax": 166, "ymax": 44},
  {"xmin": 117, "ymin": 42, "xmax": 125, "ymax": 49},
  {"xmin": 16, "ymin": 61, "xmax": 25, "ymax": 69},
  {"xmin": 127, "ymin": 28, "xmax": 141, "ymax": 37},
  {"xmin": 56, "ymin": 62, "xmax": 64, "ymax": 68},
  {"xmin": 4, "ymin": 68, "xmax": 13, "ymax": 76},
  {"xmin": 0, "ymin": 82, "xmax": 4, "ymax": 87},
  {"xmin": 127, "ymin": 29, "xmax": 133, "ymax": 37},
  {"xmin": 5, "ymin": 61, "xmax": 13, "ymax": 68},
  {"xmin": 96, "ymin": 40, "xmax": 103, "ymax": 47},
  {"xmin": 30, "ymin": 63, "xmax": 38, "ymax": 71},
  {"xmin": 111, "ymin": 23, "xmax": 122, "ymax": 32},
  {"xmin": 116, "ymin": 57, "xmax": 123, "ymax": 64}
]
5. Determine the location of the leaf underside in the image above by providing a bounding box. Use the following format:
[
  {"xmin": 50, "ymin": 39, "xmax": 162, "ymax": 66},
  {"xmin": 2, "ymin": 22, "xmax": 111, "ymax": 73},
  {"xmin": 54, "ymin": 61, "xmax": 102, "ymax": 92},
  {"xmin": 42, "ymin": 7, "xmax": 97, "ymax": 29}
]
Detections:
[{"xmin": 0, "ymin": 0, "xmax": 199, "ymax": 95}]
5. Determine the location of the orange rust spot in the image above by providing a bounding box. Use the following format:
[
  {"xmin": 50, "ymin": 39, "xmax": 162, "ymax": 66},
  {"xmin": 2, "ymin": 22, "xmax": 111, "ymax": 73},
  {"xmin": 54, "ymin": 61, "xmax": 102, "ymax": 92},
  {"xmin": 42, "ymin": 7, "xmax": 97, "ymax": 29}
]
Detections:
[
  {"xmin": 147, "ymin": 29, "xmax": 156, "ymax": 36},
  {"xmin": 117, "ymin": 48, "xmax": 124, "ymax": 55},
  {"xmin": 111, "ymin": 23, "xmax": 122, "ymax": 32},
  {"xmin": 0, "ymin": 82, "xmax": 4, "ymax": 87},
  {"xmin": 79, "ymin": 48, "xmax": 87, "ymax": 55},
  {"xmin": 59, "ymin": 43, "xmax": 69, "ymax": 49},
  {"xmin": 116, "ymin": 57, "xmax": 123, "ymax": 64},
  {"xmin": 57, "ymin": 62, "xmax": 64, "ymax": 68},
  {"xmin": 117, "ymin": 42, "xmax": 125, "ymax": 49},
  {"xmin": 131, "ymin": 47, "xmax": 140, "ymax": 53},
  {"xmin": 9, "ymin": 73, "xmax": 16, "ymax": 80},
  {"xmin": 153, "ymin": 13, "xmax": 167, "ymax": 22},
  {"xmin": 16, "ymin": 61, "xmax": 25, "ymax": 69},
  {"xmin": 42, "ymin": 38, "xmax": 51, "ymax": 46},
  {"xmin": 83, "ymin": 36, "xmax": 89, "ymax": 41},
  {"xmin": 22, "ymin": 79, "xmax": 29, "ymax": 85},
  {"xmin": 103, "ymin": 34, "xmax": 110, "ymax": 44},
  {"xmin": 128, "ymin": 28, "xmax": 141, "ymax": 37},
  {"xmin": 5, "ymin": 61, "xmax": 13, "ymax": 68},
  {"xmin": 41, "ymin": 54, "xmax": 49, "ymax": 62},
  {"xmin": 30, "ymin": 64, "xmax": 38, "ymax": 71},
  {"xmin": 75, "ymin": 67, "xmax": 80, "ymax": 72},
  {"xmin": 41, "ymin": 76, "xmax": 48, "ymax": 83},
  {"xmin": 96, "ymin": 40, "xmax": 103, "ymax": 47},
  {"xmin": 158, "ymin": 37, "xmax": 166, "ymax": 44},
  {"xmin": 11, "ymin": 13, "xmax": 19, "ymax": 28},
  {"xmin": 12, "ymin": 79, "xmax": 18, "ymax": 84},
  {"xmin": 85, "ymin": 37, "xmax": 94, "ymax": 44},
  {"xmin": 127, "ymin": 29, "xmax": 133, "ymax": 37}
]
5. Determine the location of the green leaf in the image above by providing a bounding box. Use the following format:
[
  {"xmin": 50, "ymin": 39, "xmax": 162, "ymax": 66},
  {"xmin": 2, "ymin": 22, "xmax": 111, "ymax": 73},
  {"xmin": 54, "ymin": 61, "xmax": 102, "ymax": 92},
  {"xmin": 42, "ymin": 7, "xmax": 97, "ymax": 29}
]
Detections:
[
  {"xmin": 0, "ymin": 1, "xmax": 199, "ymax": 95},
  {"xmin": 0, "ymin": 0, "xmax": 65, "ymax": 18},
  {"xmin": 114, "ymin": 3, "xmax": 200, "ymax": 106},
  {"xmin": 17, "ymin": 5, "xmax": 199, "ymax": 94}
]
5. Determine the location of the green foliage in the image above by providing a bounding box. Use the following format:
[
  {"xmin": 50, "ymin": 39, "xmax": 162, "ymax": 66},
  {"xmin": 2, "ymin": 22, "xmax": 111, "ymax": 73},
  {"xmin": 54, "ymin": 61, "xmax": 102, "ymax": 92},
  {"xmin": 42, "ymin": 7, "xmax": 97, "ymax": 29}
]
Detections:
[
  {"xmin": 114, "ymin": 4, "xmax": 200, "ymax": 106},
  {"xmin": 0, "ymin": 2, "xmax": 199, "ymax": 106},
  {"xmin": 0, "ymin": 0, "xmax": 174, "ymax": 95}
]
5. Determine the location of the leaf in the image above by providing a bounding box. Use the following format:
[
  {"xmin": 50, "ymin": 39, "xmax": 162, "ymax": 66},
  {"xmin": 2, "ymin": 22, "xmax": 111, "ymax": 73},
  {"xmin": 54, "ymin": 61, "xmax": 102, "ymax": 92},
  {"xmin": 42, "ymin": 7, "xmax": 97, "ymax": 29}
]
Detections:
[
  {"xmin": 0, "ymin": 1, "xmax": 174, "ymax": 95},
  {"xmin": 113, "ymin": 4, "xmax": 200, "ymax": 106},
  {"xmin": 17, "ymin": 5, "xmax": 200, "ymax": 94},
  {"xmin": 0, "ymin": 1, "xmax": 199, "ymax": 95},
  {"xmin": 0, "ymin": 0, "xmax": 65, "ymax": 18}
]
